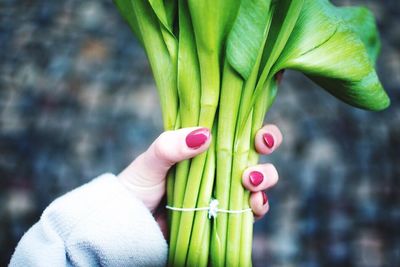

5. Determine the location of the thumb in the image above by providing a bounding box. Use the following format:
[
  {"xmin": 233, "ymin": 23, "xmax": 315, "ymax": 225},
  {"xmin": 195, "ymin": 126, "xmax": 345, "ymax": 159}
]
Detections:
[{"xmin": 118, "ymin": 127, "xmax": 211, "ymax": 211}]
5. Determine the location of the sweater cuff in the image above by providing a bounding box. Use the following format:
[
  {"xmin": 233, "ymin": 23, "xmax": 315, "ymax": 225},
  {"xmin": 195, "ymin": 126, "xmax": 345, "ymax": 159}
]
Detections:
[{"xmin": 42, "ymin": 173, "xmax": 168, "ymax": 266}]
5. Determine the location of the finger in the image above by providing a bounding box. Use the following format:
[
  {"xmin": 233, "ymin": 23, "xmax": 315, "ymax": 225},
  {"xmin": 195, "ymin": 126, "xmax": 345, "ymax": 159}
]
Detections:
[
  {"xmin": 254, "ymin": 124, "xmax": 283, "ymax": 155},
  {"xmin": 118, "ymin": 127, "xmax": 211, "ymax": 212},
  {"xmin": 250, "ymin": 191, "xmax": 269, "ymax": 219},
  {"xmin": 123, "ymin": 127, "xmax": 211, "ymax": 184},
  {"xmin": 242, "ymin": 163, "xmax": 279, "ymax": 193}
]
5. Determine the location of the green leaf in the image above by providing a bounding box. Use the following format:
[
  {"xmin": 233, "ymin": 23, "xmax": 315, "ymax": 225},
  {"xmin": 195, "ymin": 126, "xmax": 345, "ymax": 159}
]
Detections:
[
  {"xmin": 164, "ymin": 0, "xmax": 178, "ymax": 30},
  {"xmin": 188, "ymin": 0, "xmax": 240, "ymax": 53},
  {"xmin": 146, "ymin": 1, "xmax": 178, "ymax": 61},
  {"xmin": 114, "ymin": 0, "xmax": 143, "ymax": 45},
  {"xmin": 258, "ymin": 0, "xmax": 304, "ymax": 81},
  {"xmin": 235, "ymin": 0, "xmax": 303, "ymax": 133},
  {"xmin": 129, "ymin": 0, "xmax": 178, "ymax": 129},
  {"xmin": 177, "ymin": 0, "xmax": 201, "ymax": 127},
  {"xmin": 273, "ymin": 0, "xmax": 390, "ymax": 111},
  {"xmin": 148, "ymin": 0, "xmax": 174, "ymax": 33},
  {"xmin": 337, "ymin": 6, "xmax": 381, "ymax": 62},
  {"xmin": 272, "ymin": 0, "xmax": 338, "ymax": 68},
  {"xmin": 186, "ymin": 0, "xmax": 240, "ymax": 127},
  {"xmin": 226, "ymin": 0, "xmax": 272, "ymax": 79}
]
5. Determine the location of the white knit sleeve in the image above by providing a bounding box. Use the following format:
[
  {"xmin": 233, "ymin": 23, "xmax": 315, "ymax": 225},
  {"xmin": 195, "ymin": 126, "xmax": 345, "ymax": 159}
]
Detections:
[{"xmin": 9, "ymin": 173, "xmax": 168, "ymax": 267}]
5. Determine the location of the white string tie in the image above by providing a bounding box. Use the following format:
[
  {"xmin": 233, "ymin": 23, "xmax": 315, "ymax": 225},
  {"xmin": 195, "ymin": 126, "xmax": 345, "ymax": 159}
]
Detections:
[
  {"xmin": 208, "ymin": 199, "xmax": 219, "ymax": 219},
  {"xmin": 166, "ymin": 199, "xmax": 252, "ymax": 219}
]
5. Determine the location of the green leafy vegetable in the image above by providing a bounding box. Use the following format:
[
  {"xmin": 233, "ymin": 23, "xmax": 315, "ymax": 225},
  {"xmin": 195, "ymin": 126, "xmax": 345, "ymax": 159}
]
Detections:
[{"xmin": 114, "ymin": 0, "xmax": 390, "ymax": 266}]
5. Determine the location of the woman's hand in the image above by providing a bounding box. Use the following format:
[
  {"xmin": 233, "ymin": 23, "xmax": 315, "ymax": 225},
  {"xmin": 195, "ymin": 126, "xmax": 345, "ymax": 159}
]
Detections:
[{"xmin": 118, "ymin": 124, "xmax": 282, "ymax": 231}]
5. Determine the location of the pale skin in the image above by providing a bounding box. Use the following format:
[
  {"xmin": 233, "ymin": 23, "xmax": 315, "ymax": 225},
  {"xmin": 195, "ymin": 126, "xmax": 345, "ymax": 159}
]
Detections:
[{"xmin": 118, "ymin": 124, "xmax": 283, "ymax": 237}]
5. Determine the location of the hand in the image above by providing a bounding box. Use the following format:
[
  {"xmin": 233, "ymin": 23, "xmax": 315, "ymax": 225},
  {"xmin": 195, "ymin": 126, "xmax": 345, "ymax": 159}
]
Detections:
[{"xmin": 118, "ymin": 125, "xmax": 282, "ymax": 231}]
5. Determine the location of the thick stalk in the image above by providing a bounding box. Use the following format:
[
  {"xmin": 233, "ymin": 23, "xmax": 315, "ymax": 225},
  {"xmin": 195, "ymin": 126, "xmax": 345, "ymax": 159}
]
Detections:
[
  {"xmin": 187, "ymin": 125, "xmax": 217, "ymax": 266},
  {"xmin": 130, "ymin": 0, "xmax": 178, "ymax": 130},
  {"xmin": 239, "ymin": 80, "xmax": 277, "ymax": 266},
  {"xmin": 239, "ymin": 80, "xmax": 271, "ymax": 266},
  {"xmin": 175, "ymin": 0, "xmax": 200, "ymax": 128},
  {"xmin": 173, "ymin": 10, "xmax": 221, "ymax": 267},
  {"xmin": 168, "ymin": 160, "xmax": 190, "ymax": 266},
  {"xmin": 211, "ymin": 62, "xmax": 243, "ymax": 267},
  {"xmin": 167, "ymin": 114, "xmax": 180, "ymax": 225},
  {"xmin": 222, "ymin": 8, "xmax": 280, "ymax": 260},
  {"xmin": 198, "ymin": 221, "xmax": 211, "ymax": 267},
  {"xmin": 226, "ymin": 111, "xmax": 253, "ymax": 267},
  {"xmin": 225, "ymin": 43, "xmax": 266, "ymax": 265},
  {"xmin": 174, "ymin": 1, "xmax": 240, "ymax": 264},
  {"xmin": 167, "ymin": 170, "xmax": 175, "ymax": 208},
  {"xmin": 168, "ymin": 0, "xmax": 201, "ymax": 264},
  {"xmin": 173, "ymin": 99, "xmax": 218, "ymax": 266},
  {"xmin": 239, "ymin": 203, "xmax": 254, "ymax": 267},
  {"xmin": 173, "ymin": 152, "xmax": 208, "ymax": 265},
  {"xmin": 166, "ymin": 168, "xmax": 175, "ymax": 231}
]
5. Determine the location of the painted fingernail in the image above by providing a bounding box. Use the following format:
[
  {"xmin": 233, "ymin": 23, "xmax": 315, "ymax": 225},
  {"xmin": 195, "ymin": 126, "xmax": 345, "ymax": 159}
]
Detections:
[
  {"xmin": 249, "ymin": 171, "xmax": 264, "ymax": 186},
  {"xmin": 263, "ymin": 133, "xmax": 275, "ymax": 149},
  {"xmin": 262, "ymin": 192, "xmax": 268, "ymax": 205},
  {"xmin": 186, "ymin": 128, "xmax": 210, "ymax": 149}
]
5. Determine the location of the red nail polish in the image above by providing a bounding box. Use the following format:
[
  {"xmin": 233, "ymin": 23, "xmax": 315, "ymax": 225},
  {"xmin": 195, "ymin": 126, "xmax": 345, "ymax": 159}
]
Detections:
[
  {"xmin": 263, "ymin": 133, "xmax": 275, "ymax": 149},
  {"xmin": 249, "ymin": 171, "xmax": 264, "ymax": 186},
  {"xmin": 262, "ymin": 192, "xmax": 268, "ymax": 205},
  {"xmin": 186, "ymin": 128, "xmax": 210, "ymax": 149}
]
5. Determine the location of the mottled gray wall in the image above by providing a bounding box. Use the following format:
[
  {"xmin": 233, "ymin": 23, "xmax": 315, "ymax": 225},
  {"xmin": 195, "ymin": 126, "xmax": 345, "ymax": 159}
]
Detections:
[{"xmin": 0, "ymin": 0, "xmax": 399, "ymax": 266}]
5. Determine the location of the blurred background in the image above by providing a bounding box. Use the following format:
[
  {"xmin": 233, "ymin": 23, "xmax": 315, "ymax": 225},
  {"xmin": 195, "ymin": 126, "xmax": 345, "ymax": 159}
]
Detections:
[{"xmin": 0, "ymin": 0, "xmax": 399, "ymax": 266}]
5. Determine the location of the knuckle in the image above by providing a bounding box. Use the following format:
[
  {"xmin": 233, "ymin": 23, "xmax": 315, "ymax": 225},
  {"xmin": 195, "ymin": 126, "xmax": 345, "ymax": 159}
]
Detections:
[
  {"xmin": 153, "ymin": 134, "xmax": 175, "ymax": 164},
  {"xmin": 153, "ymin": 142, "xmax": 168, "ymax": 161},
  {"xmin": 157, "ymin": 131, "xmax": 171, "ymax": 144}
]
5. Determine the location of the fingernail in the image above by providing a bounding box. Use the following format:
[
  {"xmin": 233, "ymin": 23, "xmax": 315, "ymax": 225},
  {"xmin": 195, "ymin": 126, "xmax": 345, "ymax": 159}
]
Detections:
[
  {"xmin": 262, "ymin": 192, "xmax": 268, "ymax": 205},
  {"xmin": 249, "ymin": 171, "xmax": 264, "ymax": 186},
  {"xmin": 186, "ymin": 128, "xmax": 210, "ymax": 149},
  {"xmin": 263, "ymin": 133, "xmax": 274, "ymax": 149}
]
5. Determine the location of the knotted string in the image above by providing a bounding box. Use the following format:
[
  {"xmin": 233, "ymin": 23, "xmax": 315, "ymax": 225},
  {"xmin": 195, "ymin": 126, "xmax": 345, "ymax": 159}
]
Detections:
[{"xmin": 166, "ymin": 199, "xmax": 252, "ymax": 219}]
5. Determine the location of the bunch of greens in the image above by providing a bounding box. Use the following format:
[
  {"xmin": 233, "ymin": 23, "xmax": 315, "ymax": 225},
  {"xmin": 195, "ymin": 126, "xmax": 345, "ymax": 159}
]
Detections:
[{"xmin": 114, "ymin": 0, "xmax": 389, "ymax": 266}]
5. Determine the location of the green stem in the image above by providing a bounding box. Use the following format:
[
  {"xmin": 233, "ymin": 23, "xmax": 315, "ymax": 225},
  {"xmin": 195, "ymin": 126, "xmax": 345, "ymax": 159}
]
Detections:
[
  {"xmin": 173, "ymin": 153, "xmax": 207, "ymax": 265},
  {"xmin": 224, "ymin": 41, "xmax": 267, "ymax": 265},
  {"xmin": 187, "ymin": 125, "xmax": 217, "ymax": 266},
  {"xmin": 239, "ymin": 201, "xmax": 254, "ymax": 267},
  {"xmin": 239, "ymin": 80, "xmax": 277, "ymax": 266},
  {"xmin": 173, "ymin": 9, "xmax": 221, "ymax": 266},
  {"xmin": 176, "ymin": 0, "xmax": 201, "ymax": 128},
  {"xmin": 168, "ymin": 160, "xmax": 191, "ymax": 266},
  {"xmin": 198, "ymin": 221, "xmax": 211, "ymax": 267},
  {"xmin": 172, "ymin": 111, "xmax": 216, "ymax": 267},
  {"xmin": 130, "ymin": 0, "xmax": 178, "ymax": 130},
  {"xmin": 168, "ymin": 1, "xmax": 201, "ymax": 264},
  {"xmin": 226, "ymin": 110, "xmax": 253, "ymax": 267},
  {"xmin": 166, "ymin": 168, "xmax": 175, "ymax": 227},
  {"xmin": 211, "ymin": 62, "xmax": 243, "ymax": 267}
]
